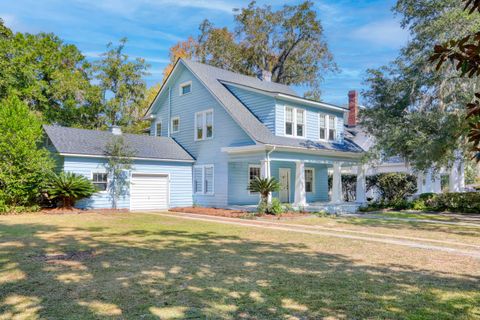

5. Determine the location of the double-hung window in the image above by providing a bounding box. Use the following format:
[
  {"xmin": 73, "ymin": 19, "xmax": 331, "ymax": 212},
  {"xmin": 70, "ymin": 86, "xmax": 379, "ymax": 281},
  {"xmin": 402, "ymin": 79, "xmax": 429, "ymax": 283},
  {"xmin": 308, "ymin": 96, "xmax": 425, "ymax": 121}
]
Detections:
[
  {"xmin": 285, "ymin": 106, "xmax": 306, "ymax": 138},
  {"xmin": 156, "ymin": 121, "xmax": 162, "ymax": 137},
  {"xmin": 319, "ymin": 114, "xmax": 336, "ymax": 142},
  {"xmin": 248, "ymin": 165, "xmax": 261, "ymax": 194},
  {"xmin": 171, "ymin": 117, "xmax": 180, "ymax": 133},
  {"xmin": 92, "ymin": 172, "xmax": 108, "ymax": 191},
  {"xmin": 195, "ymin": 110, "xmax": 213, "ymax": 141},
  {"xmin": 305, "ymin": 168, "xmax": 314, "ymax": 193},
  {"xmin": 193, "ymin": 165, "xmax": 214, "ymax": 195}
]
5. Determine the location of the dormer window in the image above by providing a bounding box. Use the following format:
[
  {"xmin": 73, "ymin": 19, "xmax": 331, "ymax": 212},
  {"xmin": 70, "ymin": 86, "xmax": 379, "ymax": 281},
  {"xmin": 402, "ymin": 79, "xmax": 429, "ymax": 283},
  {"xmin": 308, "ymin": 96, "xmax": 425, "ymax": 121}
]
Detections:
[
  {"xmin": 328, "ymin": 116, "xmax": 336, "ymax": 141},
  {"xmin": 319, "ymin": 114, "xmax": 336, "ymax": 142},
  {"xmin": 319, "ymin": 114, "xmax": 326, "ymax": 140},
  {"xmin": 180, "ymin": 81, "xmax": 192, "ymax": 96},
  {"xmin": 284, "ymin": 106, "xmax": 305, "ymax": 138}
]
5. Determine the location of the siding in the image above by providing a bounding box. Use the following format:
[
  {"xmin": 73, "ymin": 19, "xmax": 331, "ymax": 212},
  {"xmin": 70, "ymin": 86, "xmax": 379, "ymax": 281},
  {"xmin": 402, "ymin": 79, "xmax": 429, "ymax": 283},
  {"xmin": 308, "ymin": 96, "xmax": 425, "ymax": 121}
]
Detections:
[
  {"xmin": 275, "ymin": 99, "xmax": 345, "ymax": 143},
  {"xmin": 228, "ymin": 162, "xmax": 262, "ymax": 205},
  {"xmin": 225, "ymin": 85, "xmax": 276, "ymax": 133},
  {"xmin": 150, "ymin": 64, "xmax": 255, "ymax": 207},
  {"xmin": 63, "ymin": 156, "xmax": 193, "ymax": 209}
]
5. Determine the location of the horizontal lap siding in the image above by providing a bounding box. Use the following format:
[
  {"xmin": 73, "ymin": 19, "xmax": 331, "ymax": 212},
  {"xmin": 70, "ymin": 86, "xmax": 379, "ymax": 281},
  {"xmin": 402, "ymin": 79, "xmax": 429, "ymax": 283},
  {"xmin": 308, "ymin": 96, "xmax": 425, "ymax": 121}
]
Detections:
[
  {"xmin": 150, "ymin": 64, "xmax": 255, "ymax": 207},
  {"xmin": 63, "ymin": 156, "xmax": 192, "ymax": 209},
  {"xmin": 226, "ymin": 85, "xmax": 276, "ymax": 133},
  {"xmin": 228, "ymin": 162, "xmax": 261, "ymax": 205}
]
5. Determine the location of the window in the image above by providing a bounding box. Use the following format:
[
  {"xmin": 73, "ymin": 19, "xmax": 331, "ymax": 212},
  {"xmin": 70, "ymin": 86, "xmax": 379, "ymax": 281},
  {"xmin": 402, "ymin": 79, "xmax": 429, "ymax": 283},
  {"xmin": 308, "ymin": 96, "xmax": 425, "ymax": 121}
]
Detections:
[
  {"xmin": 319, "ymin": 114, "xmax": 326, "ymax": 140},
  {"xmin": 328, "ymin": 115, "xmax": 336, "ymax": 141},
  {"xmin": 156, "ymin": 121, "xmax": 162, "ymax": 137},
  {"xmin": 194, "ymin": 110, "xmax": 213, "ymax": 141},
  {"xmin": 193, "ymin": 165, "xmax": 214, "ymax": 195},
  {"xmin": 305, "ymin": 168, "xmax": 314, "ymax": 193},
  {"xmin": 248, "ymin": 165, "xmax": 261, "ymax": 194},
  {"xmin": 284, "ymin": 106, "xmax": 305, "ymax": 137},
  {"xmin": 171, "ymin": 117, "xmax": 180, "ymax": 133},
  {"xmin": 180, "ymin": 81, "xmax": 192, "ymax": 96},
  {"xmin": 92, "ymin": 172, "xmax": 108, "ymax": 191}
]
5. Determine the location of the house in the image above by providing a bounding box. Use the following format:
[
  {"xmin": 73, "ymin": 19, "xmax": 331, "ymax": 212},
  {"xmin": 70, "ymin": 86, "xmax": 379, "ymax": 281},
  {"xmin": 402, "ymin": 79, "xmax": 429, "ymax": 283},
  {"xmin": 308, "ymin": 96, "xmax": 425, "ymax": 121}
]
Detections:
[
  {"xmin": 44, "ymin": 59, "xmax": 366, "ymax": 212},
  {"xmin": 344, "ymin": 90, "xmax": 466, "ymax": 196}
]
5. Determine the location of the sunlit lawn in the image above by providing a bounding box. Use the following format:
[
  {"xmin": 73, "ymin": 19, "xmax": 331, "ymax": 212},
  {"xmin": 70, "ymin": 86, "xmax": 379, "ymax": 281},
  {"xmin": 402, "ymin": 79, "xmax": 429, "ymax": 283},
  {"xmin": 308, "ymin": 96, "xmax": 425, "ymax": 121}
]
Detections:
[{"xmin": 1, "ymin": 212, "xmax": 479, "ymax": 319}]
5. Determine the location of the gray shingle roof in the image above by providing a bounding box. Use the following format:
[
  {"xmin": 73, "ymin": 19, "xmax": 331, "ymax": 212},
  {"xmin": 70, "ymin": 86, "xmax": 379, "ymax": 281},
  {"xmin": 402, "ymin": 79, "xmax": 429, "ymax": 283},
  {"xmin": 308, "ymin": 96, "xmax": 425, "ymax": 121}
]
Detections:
[
  {"xmin": 181, "ymin": 59, "xmax": 363, "ymax": 154},
  {"xmin": 43, "ymin": 125, "xmax": 194, "ymax": 161}
]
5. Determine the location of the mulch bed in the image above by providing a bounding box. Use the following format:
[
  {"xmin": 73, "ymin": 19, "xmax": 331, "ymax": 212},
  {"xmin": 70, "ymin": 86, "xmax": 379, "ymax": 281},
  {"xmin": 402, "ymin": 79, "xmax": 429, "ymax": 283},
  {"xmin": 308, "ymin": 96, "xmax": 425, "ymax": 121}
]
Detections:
[{"xmin": 169, "ymin": 207, "xmax": 312, "ymax": 220}]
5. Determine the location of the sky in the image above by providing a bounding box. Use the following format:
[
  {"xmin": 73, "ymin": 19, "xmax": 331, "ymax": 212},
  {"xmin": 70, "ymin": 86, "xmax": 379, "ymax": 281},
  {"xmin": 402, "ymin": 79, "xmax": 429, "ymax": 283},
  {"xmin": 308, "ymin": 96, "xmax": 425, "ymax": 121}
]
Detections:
[{"xmin": 0, "ymin": 0, "xmax": 409, "ymax": 106}]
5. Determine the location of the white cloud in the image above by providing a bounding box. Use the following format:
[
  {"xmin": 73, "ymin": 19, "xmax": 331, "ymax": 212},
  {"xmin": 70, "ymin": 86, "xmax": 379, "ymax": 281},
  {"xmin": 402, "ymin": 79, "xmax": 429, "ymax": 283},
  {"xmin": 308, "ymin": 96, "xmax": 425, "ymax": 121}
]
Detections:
[{"xmin": 352, "ymin": 19, "xmax": 409, "ymax": 48}]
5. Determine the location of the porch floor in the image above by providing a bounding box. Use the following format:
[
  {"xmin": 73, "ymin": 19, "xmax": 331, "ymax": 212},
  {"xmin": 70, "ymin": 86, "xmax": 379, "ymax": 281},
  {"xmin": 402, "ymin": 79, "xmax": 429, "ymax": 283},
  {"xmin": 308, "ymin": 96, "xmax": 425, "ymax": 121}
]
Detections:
[{"xmin": 227, "ymin": 202, "xmax": 362, "ymax": 214}]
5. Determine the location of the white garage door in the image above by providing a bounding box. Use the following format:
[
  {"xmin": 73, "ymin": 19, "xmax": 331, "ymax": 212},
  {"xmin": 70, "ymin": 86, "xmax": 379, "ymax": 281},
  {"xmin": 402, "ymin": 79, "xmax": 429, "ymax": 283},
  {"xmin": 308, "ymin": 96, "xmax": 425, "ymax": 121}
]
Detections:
[{"xmin": 130, "ymin": 173, "xmax": 169, "ymax": 211}]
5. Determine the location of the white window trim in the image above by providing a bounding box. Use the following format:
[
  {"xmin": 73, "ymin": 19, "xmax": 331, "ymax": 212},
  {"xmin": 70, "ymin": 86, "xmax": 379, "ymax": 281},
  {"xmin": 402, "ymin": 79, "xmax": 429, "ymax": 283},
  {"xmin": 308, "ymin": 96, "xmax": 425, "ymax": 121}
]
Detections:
[
  {"xmin": 171, "ymin": 116, "xmax": 180, "ymax": 133},
  {"xmin": 284, "ymin": 106, "xmax": 306, "ymax": 138},
  {"xmin": 248, "ymin": 164, "xmax": 261, "ymax": 195},
  {"xmin": 155, "ymin": 120, "xmax": 162, "ymax": 137},
  {"xmin": 179, "ymin": 81, "xmax": 192, "ymax": 96},
  {"xmin": 305, "ymin": 168, "xmax": 315, "ymax": 193},
  {"xmin": 91, "ymin": 171, "xmax": 108, "ymax": 193},
  {"xmin": 194, "ymin": 109, "xmax": 214, "ymax": 141},
  {"xmin": 193, "ymin": 165, "xmax": 215, "ymax": 195},
  {"xmin": 319, "ymin": 113, "xmax": 336, "ymax": 142}
]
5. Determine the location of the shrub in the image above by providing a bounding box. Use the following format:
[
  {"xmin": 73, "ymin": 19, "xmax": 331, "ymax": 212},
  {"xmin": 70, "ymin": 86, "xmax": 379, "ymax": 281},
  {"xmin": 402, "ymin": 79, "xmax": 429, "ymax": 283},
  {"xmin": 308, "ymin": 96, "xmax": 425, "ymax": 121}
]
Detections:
[
  {"xmin": 248, "ymin": 177, "xmax": 281, "ymax": 208},
  {"xmin": 269, "ymin": 198, "xmax": 284, "ymax": 215},
  {"xmin": 429, "ymin": 192, "xmax": 480, "ymax": 213},
  {"xmin": 367, "ymin": 173, "xmax": 417, "ymax": 202},
  {"xmin": 46, "ymin": 172, "xmax": 96, "ymax": 209}
]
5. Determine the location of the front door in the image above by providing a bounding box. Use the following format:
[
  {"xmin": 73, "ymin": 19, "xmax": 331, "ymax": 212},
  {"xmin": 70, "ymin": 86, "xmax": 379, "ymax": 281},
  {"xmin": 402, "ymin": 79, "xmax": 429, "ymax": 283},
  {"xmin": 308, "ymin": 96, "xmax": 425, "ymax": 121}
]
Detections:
[{"xmin": 279, "ymin": 168, "xmax": 290, "ymax": 203}]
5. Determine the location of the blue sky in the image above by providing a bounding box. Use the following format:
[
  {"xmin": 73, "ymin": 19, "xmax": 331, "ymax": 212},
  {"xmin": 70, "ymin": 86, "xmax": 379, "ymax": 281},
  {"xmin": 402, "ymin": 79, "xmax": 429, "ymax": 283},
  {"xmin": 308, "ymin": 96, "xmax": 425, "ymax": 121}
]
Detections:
[{"xmin": 0, "ymin": 0, "xmax": 409, "ymax": 106}]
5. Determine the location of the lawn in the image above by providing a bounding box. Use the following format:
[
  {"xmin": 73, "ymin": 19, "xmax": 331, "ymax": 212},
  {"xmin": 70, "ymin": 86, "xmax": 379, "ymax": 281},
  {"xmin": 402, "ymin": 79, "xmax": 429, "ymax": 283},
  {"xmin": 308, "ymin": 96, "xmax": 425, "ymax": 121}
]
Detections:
[{"xmin": 0, "ymin": 212, "xmax": 479, "ymax": 319}]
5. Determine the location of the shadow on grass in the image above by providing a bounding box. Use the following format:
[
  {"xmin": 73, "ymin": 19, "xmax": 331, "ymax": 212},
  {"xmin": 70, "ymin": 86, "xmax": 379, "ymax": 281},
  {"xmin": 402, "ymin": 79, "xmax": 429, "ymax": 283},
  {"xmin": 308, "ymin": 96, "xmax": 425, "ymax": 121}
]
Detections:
[
  {"xmin": 0, "ymin": 221, "xmax": 479, "ymax": 319},
  {"xmin": 339, "ymin": 217, "xmax": 480, "ymax": 237}
]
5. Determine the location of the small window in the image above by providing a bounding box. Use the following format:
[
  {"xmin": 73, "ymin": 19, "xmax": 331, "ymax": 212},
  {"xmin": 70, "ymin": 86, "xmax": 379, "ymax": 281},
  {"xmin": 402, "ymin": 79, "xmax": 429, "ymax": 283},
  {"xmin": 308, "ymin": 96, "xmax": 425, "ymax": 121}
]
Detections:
[
  {"xmin": 296, "ymin": 109, "xmax": 305, "ymax": 137},
  {"xmin": 285, "ymin": 107, "xmax": 294, "ymax": 136},
  {"xmin": 248, "ymin": 165, "xmax": 261, "ymax": 194},
  {"xmin": 180, "ymin": 81, "xmax": 192, "ymax": 96},
  {"xmin": 156, "ymin": 121, "xmax": 162, "ymax": 137},
  {"xmin": 193, "ymin": 165, "xmax": 214, "ymax": 195},
  {"xmin": 194, "ymin": 110, "xmax": 213, "ymax": 141},
  {"xmin": 305, "ymin": 168, "xmax": 314, "ymax": 193},
  {"xmin": 92, "ymin": 173, "xmax": 108, "ymax": 191},
  {"xmin": 171, "ymin": 117, "xmax": 180, "ymax": 133},
  {"xmin": 319, "ymin": 114, "xmax": 326, "ymax": 140},
  {"xmin": 328, "ymin": 116, "xmax": 336, "ymax": 141}
]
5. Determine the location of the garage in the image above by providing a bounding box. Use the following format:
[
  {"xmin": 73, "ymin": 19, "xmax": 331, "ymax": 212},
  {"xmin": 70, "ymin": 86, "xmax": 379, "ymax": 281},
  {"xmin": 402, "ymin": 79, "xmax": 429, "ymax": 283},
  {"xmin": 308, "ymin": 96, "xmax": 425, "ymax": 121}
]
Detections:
[{"xmin": 130, "ymin": 173, "xmax": 169, "ymax": 211}]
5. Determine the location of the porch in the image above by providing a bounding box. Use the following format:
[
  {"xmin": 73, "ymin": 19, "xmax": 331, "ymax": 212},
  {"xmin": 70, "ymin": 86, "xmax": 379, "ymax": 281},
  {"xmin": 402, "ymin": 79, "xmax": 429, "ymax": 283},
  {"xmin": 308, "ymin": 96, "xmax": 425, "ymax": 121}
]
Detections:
[{"xmin": 225, "ymin": 147, "xmax": 366, "ymax": 214}]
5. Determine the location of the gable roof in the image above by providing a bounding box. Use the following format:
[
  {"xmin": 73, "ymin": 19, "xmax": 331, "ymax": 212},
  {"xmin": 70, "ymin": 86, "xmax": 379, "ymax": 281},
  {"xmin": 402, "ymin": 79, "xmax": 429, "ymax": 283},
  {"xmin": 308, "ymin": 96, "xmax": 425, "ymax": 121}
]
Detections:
[
  {"xmin": 43, "ymin": 125, "xmax": 194, "ymax": 162},
  {"xmin": 149, "ymin": 59, "xmax": 363, "ymax": 154}
]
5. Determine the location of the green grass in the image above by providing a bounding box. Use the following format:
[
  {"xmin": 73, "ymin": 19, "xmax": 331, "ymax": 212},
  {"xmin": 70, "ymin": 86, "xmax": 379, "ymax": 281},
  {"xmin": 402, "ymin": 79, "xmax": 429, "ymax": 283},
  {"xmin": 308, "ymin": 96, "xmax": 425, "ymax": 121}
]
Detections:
[
  {"xmin": 368, "ymin": 211, "xmax": 467, "ymax": 222},
  {"xmin": 0, "ymin": 212, "xmax": 479, "ymax": 319}
]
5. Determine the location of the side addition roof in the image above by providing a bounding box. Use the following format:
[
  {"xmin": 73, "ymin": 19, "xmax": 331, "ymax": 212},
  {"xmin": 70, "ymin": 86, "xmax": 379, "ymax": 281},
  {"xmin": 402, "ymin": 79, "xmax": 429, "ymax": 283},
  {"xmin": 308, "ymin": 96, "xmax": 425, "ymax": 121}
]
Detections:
[{"xmin": 43, "ymin": 125, "xmax": 194, "ymax": 162}]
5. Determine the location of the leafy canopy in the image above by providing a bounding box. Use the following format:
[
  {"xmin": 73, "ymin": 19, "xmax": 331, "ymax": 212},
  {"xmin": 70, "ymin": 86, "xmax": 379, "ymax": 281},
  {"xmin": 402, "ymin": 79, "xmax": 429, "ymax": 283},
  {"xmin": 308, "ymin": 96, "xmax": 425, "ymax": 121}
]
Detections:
[{"xmin": 0, "ymin": 95, "xmax": 54, "ymax": 207}]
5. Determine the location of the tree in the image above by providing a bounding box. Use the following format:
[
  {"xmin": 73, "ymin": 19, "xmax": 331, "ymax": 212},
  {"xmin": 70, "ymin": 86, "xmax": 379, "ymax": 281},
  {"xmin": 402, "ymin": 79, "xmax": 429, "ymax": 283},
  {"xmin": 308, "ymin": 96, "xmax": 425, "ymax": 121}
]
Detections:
[
  {"xmin": 94, "ymin": 38, "xmax": 150, "ymax": 129},
  {"xmin": 46, "ymin": 172, "xmax": 96, "ymax": 209},
  {"xmin": 0, "ymin": 24, "xmax": 103, "ymax": 127},
  {"xmin": 0, "ymin": 95, "xmax": 53, "ymax": 208},
  {"xmin": 430, "ymin": 0, "xmax": 480, "ymax": 161},
  {"xmin": 361, "ymin": 0, "xmax": 480, "ymax": 171},
  {"xmin": 104, "ymin": 136, "xmax": 136, "ymax": 209},
  {"xmin": 248, "ymin": 177, "xmax": 281, "ymax": 207},
  {"xmin": 163, "ymin": 37, "xmax": 196, "ymax": 82},
  {"xmin": 166, "ymin": 1, "xmax": 336, "ymax": 100}
]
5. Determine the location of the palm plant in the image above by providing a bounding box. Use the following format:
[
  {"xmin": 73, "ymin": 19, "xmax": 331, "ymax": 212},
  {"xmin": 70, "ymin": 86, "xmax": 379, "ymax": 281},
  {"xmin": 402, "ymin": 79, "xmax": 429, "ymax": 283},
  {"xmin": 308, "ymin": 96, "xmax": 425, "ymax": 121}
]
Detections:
[
  {"xmin": 248, "ymin": 177, "xmax": 281, "ymax": 206},
  {"xmin": 46, "ymin": 172, "xmax": 96, "ymax": 209}
]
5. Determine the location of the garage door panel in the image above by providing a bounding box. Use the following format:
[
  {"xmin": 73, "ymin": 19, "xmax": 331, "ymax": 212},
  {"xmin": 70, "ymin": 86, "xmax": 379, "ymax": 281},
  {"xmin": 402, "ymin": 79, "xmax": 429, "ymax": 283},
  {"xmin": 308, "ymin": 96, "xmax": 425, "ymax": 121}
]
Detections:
[{"xmin": 130, "ymin": 174, "xmax": 169, "ymax": 211}]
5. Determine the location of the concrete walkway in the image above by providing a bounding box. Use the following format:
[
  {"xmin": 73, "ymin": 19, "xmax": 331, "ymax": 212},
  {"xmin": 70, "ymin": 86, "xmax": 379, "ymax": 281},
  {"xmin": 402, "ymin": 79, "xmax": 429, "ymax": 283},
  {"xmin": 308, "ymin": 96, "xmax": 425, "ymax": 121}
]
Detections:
[{"xmin": 151, "ymin": 212, "xmax": 480, "ymax": 259}]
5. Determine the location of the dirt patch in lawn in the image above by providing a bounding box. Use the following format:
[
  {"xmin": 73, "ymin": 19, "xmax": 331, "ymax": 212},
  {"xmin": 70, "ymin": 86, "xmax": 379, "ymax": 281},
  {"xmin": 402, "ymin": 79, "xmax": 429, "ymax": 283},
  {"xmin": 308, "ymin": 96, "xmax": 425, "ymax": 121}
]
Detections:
[
  {"xmin": 170, "ymin": 207, "xmax": 250, "ymax": 218},
  {"xmin": 31, "ymin": 249, "xmax": 96, "ymax": 262}
]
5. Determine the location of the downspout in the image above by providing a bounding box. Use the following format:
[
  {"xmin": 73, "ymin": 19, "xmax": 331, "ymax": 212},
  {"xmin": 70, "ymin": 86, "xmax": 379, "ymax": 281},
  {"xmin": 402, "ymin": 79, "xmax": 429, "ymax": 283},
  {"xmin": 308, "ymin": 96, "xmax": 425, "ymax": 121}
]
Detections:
[
  {"xmin": 266, "ymin": 146, "xmax": 276, "ymax": 179},
  {"xmin": 167, "ymin": 87, "xmax": 172, "ymax": 137}
]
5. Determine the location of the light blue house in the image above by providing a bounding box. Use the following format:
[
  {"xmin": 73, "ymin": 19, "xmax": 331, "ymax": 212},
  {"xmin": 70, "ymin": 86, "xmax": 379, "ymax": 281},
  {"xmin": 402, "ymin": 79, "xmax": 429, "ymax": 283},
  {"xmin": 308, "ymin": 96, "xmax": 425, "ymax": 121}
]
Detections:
[{"xmin": 44, "ymin": 59, "xmax": 366, "ymax": 212}]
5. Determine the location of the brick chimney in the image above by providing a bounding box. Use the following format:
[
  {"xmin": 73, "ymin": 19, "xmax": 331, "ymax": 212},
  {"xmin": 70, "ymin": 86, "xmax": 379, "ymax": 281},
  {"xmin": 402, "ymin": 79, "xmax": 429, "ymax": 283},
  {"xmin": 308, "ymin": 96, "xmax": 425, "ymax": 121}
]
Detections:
[{"xmin": 348, "ymin": 90, "xmax": 358, "ymax": 127}]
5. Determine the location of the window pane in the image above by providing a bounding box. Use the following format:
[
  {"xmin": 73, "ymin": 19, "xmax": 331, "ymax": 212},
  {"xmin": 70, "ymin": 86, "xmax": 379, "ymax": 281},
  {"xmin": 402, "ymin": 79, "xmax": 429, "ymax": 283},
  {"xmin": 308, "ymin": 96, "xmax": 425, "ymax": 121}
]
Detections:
[
  {"xmin": 194, "ymin": 168, "xmax": 203, "ymax": 193},
  {"xmin": 196, "ymin": 113, "xmax": 203, "ymax": 140},
  {"xmin": 329, "ymin": 129, "xmax": 336, "ymax": 141},
  {"xmin": 93, "ymin": 173, "xmax": 107, "ymax": 191},
  {"xmin": 329, "ymin": 116, "xmax": 335, "ymax": 128},
  {"xmin": 182, "ymin": 84, "xmax": 191, "ymax": 95},
  {"xmin": 296, "ymin": 109, "xmax": 304, "ymax": 124},
  {"xmin": 172, "ymin": 118, "xmax": 179, "ymax": 132},
  {"xmin": 156, "ymin": 123, "xmax": 162, "ymax": 136},
  {"xmin": 319, "ymin": 114, "xmax": 326, "ymax": 128},
  {"xmin": 320, "ymin": 128, "xmax": 326, "ymax": 140},
  {"xmin": 249, "ymin": 167, "xmax": 261, "ymax": 182},
  {"xmin": 285, "ymin": 123, "xmax": 293, "ymax": 135},
  {"xmin": 304, "ymin": 169, "xmax": 313, "ymax": 192},
  {"xmin": 296, "ymin": 124, "xmax": 304, "ymax": 137},
  {"xmin": 285, "ymin": 108, "xmax": 293, "ymax": 122},
  {"xmin": 205, "ymin": 167, "xmax": 214, "ymax": 194},
  {"xmin": 206, "ymin": 111, "xmax": 213, "ymax": 138}
]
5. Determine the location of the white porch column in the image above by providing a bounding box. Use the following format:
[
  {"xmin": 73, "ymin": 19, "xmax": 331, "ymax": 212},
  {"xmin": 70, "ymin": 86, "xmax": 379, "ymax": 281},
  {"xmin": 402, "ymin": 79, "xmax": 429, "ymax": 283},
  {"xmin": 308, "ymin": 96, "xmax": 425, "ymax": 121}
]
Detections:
[
  {"xmin": 449, "ymin": 163, "xmax": 459, "ymax": 192},
  {"xmin": 260, "ymin": 159, "xmax": 272, "ymax": 203},
  {"xmin": 459, "ymin": 161, "xmax": 465, "ymax": 191},
  {"xmin": 416, "ymin": 172, "xmax": 424, "ymax": 195},
  {"xmin": 355, "ymin": 165, "xmax": 366, "ymax": 203},
  {"xmin": 294, "ymin": 161, "xmax": 306, "ymax": 207},
  {"xmin": 433, "ymin": 173, "xmax": 442, "ymax": 193},
  {"xmin": 331, "ymin": 162, "xmax": 343, "ymax": 203},
  {"xmin": 424, "ymin": 170, "xmax": 434, "ymax": 193}
]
